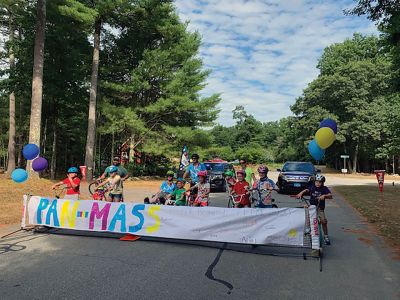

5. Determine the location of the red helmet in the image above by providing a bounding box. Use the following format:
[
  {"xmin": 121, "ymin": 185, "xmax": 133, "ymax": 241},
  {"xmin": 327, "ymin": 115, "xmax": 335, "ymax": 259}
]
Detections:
[
  {"xmin": 197, "ymin": 171, "xmax": 208, "ymax": 177},
  {"xmin": 236, "ymin": 170, "xmax": 246, "ymax": 176}
]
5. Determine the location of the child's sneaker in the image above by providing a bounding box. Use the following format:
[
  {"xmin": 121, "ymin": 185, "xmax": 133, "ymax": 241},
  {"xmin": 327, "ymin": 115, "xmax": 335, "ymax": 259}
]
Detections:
[{"xmin": 324, "ymin": 236, "xmax": 331, "ymax": 245}]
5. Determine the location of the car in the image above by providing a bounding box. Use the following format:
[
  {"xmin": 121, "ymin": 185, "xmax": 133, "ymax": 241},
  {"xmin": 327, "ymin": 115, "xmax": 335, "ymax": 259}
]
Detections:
[
  {"xmin": 276, "ymin": 161, "xmax": 320, "ymax": 194},
  {"xmin": 204, "ymin": 160, "xmax": 235, "ymax": 192}
]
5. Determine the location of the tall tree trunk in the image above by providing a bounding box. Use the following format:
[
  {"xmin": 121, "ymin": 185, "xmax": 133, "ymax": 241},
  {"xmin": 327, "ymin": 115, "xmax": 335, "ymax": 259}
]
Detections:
[
  {"xmin": 352, "ymin": 142, "xmax": 359, "ymax": 173},
  {"xmin": 84, "ymin": 19, "xmax": 101, "ymax": 181},
  {"xmin": 392, "ymin": 155, "xmax": 395, "ymax": 174},
  {"xmin": 6, "ymin": 13, "xmax": 16, "ymax": 175},
  {"xmin": 50, "ymin": 122, "xmax": 57, "ymax": 180},
  {"xmin": 42, "ymin": 118, "xmax": 47, "ymax": 154},
  {"xmin": 27, "ymin": 0, "xmax": 46, "ymax": 176}
]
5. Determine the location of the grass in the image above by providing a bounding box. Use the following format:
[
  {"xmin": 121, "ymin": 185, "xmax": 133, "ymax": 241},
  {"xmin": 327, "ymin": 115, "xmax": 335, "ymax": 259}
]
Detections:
[{"xmin": 333, "ymin": 185, "xmax": 400, "ymax": 248}]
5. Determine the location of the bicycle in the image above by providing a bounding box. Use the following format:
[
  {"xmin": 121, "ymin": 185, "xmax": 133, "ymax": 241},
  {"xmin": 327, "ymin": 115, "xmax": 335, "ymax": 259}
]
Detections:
[
  {"xmin": 293, "ymin": 195, "xmax": 324, "ymax": 252},
  {"xmin": 89, "ymin": 178, "xmax": 109, "ymax": 201},
  {"xmin": 248, "ymin": 186, "xmax": 278, "ymax": 208},
  {"xmin": 53, "ymin": 186, "xmax": 66, "ymax": 199},
  {"xmin": 228, "ymin": 193, "xmax": 250, "ymax": 208}
]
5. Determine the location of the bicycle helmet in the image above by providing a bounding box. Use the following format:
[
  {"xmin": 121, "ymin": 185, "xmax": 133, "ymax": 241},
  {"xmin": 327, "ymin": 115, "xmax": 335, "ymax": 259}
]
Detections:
[
  {"xmin": 166, "ymin": 170, "xmax": 175, "ymax": 177},
  {"xmin": 315, "ymin": 174, "xmax": 326, "ymax": 183},
  {"xmin": 236, "ymin": 170, "xmax": 246, "ymax": 176},
  {"xmin": 67, "ymin": 167, "xmax": 78, "ymax": 173},
  {"xmin": 197, "ymin": 170, "xmax": 207, "ymax": 177},
  {"xmin": 257, "ymin": 165, "xmax": 269, "ymax": 173},
  {"xmin": 191, "ymin": 153, "xmax": 199, "ymax": 159},
  {"xmin": 109, "ymin": 166, "xmax": 118, "ymax": 173},
  {"xmin": 176, "ymin": 178, "xmax": 185, "ymax": 183},
  {"xmin": 224, "ymin": 170, "xmax": 234, "ymax": 177}
]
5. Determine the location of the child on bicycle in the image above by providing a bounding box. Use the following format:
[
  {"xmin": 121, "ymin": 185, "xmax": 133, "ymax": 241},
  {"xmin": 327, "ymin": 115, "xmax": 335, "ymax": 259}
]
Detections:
[
  {"xmin": 251, "ymin": 165, "xmax": 278, "ymax": 207},
  {"xmin": 296, "ymin": 174, "xmax": 332, "ymax": 245},
  {"xmin": 165, "ymin": 178, "xmax": 187, "ymax": 206},
  {"xmin": 189, "ymin": 170, "xmax": 210, "ymax": 207},
  {"xmin": 231, "ymin": 170, "xmax": 250, "ymax": 208},
  {"xmin": 96, "ymin": 166, "xmax": 123, "ymax": 202},
  {"xmin": 51, "ymin": 167, "xmax": 81, "ymax": 200},
  {"xmin": 224, "ymin": 170, "xmax": 236, "ymax": 192}
]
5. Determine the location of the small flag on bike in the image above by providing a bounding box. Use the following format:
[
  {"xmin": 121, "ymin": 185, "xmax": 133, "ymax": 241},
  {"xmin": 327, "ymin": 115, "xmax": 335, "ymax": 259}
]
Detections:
[{"xmin": 179, "ymin": 145, "xmax": 189, "ymax": 172}]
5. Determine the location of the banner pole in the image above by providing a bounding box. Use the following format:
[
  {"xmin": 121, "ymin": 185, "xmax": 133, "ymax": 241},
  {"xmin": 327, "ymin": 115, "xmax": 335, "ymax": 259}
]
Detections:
[{"xmin": 21, "ymin": 194, "xmax": 29, "ymax": 229}]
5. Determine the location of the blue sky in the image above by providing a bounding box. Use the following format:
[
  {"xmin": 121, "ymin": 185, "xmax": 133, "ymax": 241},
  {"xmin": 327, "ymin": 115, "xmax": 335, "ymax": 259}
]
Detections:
[{"xmin": 174, "ymin": 0, "xmax": 377, "ymax": 126}]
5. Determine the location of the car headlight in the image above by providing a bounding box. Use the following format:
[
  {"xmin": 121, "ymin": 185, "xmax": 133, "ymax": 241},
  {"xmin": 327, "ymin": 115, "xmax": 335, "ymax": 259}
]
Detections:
[{"xmin": 281, "ymin": 175, "xmax": 287, "ymax": 181}]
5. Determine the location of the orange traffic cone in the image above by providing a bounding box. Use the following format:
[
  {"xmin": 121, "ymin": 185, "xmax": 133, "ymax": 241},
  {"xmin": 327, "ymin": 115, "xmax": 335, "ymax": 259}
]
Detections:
[{"xmin": 119, "ymin": 234, "xmax": 141, "ymax": 241}]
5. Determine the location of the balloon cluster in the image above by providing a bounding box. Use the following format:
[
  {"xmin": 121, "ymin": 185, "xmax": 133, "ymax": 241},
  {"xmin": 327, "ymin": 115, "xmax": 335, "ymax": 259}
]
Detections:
[
  {"xmin": 308, "ymin": 119, "xmax": 337, "ymax": 161},
  {"xmin": 11, "ymin": 144, "xmax": 48, "ymax": 183}
]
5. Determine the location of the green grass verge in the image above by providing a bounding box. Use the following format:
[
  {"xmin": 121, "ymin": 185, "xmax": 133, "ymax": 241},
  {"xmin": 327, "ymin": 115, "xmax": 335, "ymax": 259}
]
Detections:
[{"xmin": 334, "ymin": 185, "xmax": 400, "ymax": 248}]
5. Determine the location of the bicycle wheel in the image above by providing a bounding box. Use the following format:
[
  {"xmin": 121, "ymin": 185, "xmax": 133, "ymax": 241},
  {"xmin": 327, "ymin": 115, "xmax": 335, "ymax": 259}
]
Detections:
[
  {"xmin": 88, "ymin": 181, "xmax": 98, "ymax": 195},
  {"xmin": 227, "ymin": 195, "xmax": 234, "ymax": 208},
  {"xmin": 318, "ymin": 222, "xmax": 324, "ymax": 249}
]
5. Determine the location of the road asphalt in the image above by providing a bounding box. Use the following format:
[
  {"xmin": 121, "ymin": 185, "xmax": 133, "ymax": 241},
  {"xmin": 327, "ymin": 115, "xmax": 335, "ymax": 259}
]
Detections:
[{"xmin": 0, "ymin": 189, "xmax": 399, "ymax": 299}]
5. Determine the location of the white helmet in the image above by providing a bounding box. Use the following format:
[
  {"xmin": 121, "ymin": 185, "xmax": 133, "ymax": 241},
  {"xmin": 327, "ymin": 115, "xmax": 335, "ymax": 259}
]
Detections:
[{"xmin": 315, "ymin": 174, "xmax": 325, "ymax": 183}]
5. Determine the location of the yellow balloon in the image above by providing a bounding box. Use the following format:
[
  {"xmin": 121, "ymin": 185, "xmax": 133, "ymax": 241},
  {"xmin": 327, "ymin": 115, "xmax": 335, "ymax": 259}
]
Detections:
[{"xmin": 315, "ymin": 127, "xmax": 335, "ymax": 149}]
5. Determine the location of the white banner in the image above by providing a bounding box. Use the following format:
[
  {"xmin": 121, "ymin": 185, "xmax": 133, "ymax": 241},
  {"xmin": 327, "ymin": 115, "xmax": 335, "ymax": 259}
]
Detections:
[{"xmin": 24, "ymin": 196, "xmax": 319, "ymax": 249}]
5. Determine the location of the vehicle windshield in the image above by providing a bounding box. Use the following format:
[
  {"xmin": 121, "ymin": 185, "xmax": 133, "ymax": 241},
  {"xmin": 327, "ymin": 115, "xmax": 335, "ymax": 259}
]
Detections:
[
  {"xmin": 282, "ymin": 162, "xmax": 315, "ymax": 173},
  {"xmin": 205, "ymin": 163, "xmax": 229, "ymax": 172}
]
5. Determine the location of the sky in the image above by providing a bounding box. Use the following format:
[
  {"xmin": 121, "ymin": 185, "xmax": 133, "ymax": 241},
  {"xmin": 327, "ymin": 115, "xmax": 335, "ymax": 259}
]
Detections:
[{"xmin": 174, "ymin": 0, "xmax": 377, "ymax": 126}]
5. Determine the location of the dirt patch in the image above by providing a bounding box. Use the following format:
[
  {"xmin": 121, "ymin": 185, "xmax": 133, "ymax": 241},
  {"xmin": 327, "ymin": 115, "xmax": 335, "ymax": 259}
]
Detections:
[
  {"xmin": 334, "ymin": 185, "xmax": 400, "ymax": 256},
  {"xmin": 123, "ymin": 180, "xmax": 163, "ymax": 189}
]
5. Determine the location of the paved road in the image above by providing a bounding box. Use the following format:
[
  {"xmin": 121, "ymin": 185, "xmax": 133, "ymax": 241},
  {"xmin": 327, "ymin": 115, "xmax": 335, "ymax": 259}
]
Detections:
[{"xmin": 1, "ymin": 190, "xmax": 399, "ymax": 299}]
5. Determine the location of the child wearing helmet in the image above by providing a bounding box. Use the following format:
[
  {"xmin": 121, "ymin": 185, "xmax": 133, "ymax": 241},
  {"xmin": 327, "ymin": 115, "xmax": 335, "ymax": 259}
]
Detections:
[
  {"xmin": 297, "ymin": 174, "xmax": 332, "ymax": 245},
  {"xmin": 251, "ymin": 165, "xmax": 278, "ymax": 207},
  {"xmin": 231, "ymin": 170, "xmax": 250, "ymax": 208},
  {"xmin": 224, "ymin": 170, "xmax": 236, "ymax": 192},
  {"xmin": 51, "ymin": 167, "xmax": 81, "ymax": 200},
  {"xmin": 189, "ymin": 170, "xmax": 210, "ymax": 207},
  {"xmin": 165, "ymin": 178, "xmax": 187, "ymax": 206},
  {"xmin": 96, "ymin": 165, "xmax": 123, "ymax": 202},
  {"xmin": 144, "ymin": 171, "xmax": 176, "ymax": 204}
]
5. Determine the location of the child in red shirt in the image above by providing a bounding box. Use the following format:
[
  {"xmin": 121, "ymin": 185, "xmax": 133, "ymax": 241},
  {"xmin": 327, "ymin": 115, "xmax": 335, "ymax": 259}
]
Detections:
[
  {"xmin": 52, "ymin": 167, "xmax": 81, "ymax": 200},
  {"xmin": 231, "ymin": 170, "xmax": 250, "ymax": 208}
]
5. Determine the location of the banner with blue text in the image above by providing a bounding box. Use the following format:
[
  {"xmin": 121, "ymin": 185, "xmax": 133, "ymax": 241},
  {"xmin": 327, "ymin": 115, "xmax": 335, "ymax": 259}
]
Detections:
[{"xmin": 25, "ymin": 196, "xmax": 319, "ymax": 249}]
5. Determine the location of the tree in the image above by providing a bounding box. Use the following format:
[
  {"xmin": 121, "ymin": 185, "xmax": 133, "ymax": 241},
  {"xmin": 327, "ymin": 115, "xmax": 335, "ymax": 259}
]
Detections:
[
  {"xmin": 27, "ymin": 0, "xmax": 46, "ymax": 175},
  {"xmin": 98, "ymin": 0, "xmax": 220, "ymax": 162},
  {"xmin": 291, "ymin": 34, "xmax": 394, "ymax": 172}
]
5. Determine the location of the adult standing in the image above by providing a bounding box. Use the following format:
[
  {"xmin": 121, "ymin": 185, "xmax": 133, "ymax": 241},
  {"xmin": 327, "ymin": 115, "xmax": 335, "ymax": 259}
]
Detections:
[
  {"xmin": 239, "ymin": 158, "xmax": 256, "ymax": 186},
  {"xmin": 100, "ymin": 156, "xmax": 130, "ymax": 182},
  {"xmin": 183, "ymin": 153, "xmax": 207, "ymax": 186}
]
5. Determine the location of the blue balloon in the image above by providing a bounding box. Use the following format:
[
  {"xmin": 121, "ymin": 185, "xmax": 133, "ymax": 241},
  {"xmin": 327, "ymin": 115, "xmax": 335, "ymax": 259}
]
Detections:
[
  {"xmin": 11, "ymin": 168, "xmax": 28, "ymax": 183},
  {"xmin": 23, "ymin": 143, "xmax": 40, "ymax": 160},
  {"xmin": 319, "ymin": 118, "xmax": 337, "ymax": 134},
  {"xmin": 308, "ymin": 139, "xmax": 325, "ymax": 161}
]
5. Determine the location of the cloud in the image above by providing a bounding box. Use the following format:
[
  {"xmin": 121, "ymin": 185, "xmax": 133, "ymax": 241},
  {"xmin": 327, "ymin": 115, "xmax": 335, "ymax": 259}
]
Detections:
[{"xmin": 175, "ymin": 0, "xmax": 377, "ymax": 126}]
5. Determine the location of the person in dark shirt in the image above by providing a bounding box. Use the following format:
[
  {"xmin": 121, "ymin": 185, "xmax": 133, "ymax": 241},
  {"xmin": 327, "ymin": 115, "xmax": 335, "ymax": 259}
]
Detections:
[{"xmin": 297, "ymin": 174, "xmax": 332, "ymax": 245}]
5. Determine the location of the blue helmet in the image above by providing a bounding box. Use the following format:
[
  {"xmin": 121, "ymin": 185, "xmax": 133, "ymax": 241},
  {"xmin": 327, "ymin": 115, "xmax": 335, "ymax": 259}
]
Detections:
[
  {"xmin": 67, "ymin": 167, "xmax": 78, "ymax": 173},
  {"xmin": 109, "ymin": 166, "xmax": 118, "ymax": 173}
]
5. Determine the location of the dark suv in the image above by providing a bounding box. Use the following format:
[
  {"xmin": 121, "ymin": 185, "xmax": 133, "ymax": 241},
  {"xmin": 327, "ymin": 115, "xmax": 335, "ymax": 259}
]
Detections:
[
  {"xmin": 204, "ymin": 161, "xmax": 235, "ymax": 192},
  {"xmin": 276, "ymin": 161, "xmax": 319, "ymax": 194}
]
